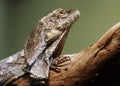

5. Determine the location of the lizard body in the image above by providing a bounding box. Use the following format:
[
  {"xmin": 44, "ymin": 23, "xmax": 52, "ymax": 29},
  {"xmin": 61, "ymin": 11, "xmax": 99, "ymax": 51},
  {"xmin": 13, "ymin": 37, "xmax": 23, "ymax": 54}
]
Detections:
[{"xmin": 0, "ymin": 8, "xmax": 80, "ymax": 85}]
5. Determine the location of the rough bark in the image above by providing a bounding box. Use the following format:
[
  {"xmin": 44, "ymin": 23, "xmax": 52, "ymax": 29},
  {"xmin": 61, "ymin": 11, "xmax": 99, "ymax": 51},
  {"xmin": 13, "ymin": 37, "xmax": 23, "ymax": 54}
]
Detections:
[{"xmin": 0, "ymin": 22, "xmax": 120, "ymax": 86}]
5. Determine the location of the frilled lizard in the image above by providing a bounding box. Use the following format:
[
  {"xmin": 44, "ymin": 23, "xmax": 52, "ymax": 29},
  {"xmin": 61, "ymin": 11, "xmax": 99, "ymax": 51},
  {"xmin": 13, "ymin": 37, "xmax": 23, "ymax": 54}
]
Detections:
[{"xmin": 0, "ymin": 8, "xmax": 80, "ymax": 85}]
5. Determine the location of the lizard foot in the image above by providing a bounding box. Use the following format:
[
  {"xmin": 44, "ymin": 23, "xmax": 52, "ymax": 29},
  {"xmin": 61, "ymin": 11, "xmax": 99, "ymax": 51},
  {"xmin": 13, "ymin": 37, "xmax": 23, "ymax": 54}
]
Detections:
[{"xmin": 50, "ymin": 55, "xmax": 71, "ymax": 72}]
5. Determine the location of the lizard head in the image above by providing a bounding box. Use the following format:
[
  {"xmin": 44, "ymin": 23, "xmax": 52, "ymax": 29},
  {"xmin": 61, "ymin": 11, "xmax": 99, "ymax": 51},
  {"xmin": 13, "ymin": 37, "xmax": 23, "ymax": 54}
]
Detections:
[
  {"xmin": 40, "ymin": 8, "xmax": 80, "ymax": 31},
  {"xmin": 53, "ymin": 8, "xmax": 80, "ymax": 31}
]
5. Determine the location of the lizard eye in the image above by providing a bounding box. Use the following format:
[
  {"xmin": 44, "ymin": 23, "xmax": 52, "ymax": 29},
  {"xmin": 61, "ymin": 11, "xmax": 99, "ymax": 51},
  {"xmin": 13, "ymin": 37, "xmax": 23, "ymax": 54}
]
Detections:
[{"xmin": 59, "ymin": 11, "xmax": 64, "ymax": 14}]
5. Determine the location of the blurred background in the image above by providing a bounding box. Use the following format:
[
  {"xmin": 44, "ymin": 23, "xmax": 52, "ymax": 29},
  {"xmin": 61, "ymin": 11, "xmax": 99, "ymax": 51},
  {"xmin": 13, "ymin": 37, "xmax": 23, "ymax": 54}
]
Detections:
[
  {"xmin": 0, "ymin": 0, "xmax": 120, "ymax": 58},
  {"xmin": 0, "ymin": 0, "xmax": 120, "ymax": 85}
]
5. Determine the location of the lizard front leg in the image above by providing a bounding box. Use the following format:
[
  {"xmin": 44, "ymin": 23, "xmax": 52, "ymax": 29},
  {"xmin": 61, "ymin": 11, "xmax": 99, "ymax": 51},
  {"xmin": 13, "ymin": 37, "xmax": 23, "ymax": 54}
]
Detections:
[{"xmin": 50, "ymin": 55, "xmax": 71, "ymax": 72}]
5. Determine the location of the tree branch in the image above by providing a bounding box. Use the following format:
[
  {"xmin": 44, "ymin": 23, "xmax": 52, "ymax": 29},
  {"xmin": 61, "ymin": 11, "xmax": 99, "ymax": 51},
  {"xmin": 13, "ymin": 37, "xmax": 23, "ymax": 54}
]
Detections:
[{"xmin": 50, "ymin": 22, "xmax": 120, "ymax": 86}]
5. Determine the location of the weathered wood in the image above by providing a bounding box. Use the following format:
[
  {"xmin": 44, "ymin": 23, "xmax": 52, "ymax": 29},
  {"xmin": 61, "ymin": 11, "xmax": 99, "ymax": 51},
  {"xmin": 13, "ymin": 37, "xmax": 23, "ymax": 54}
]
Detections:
[
  {"xmin": 1, "ymin": 22, "xmax": 120, "ymax": 86},
  {"xmin": 49, "ymin": 22, "xmax": 120, "ymax": 86}
]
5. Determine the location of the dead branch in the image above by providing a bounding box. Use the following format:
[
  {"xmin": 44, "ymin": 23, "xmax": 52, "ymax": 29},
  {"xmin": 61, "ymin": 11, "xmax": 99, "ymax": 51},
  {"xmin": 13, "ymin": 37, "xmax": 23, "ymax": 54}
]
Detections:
[{"xmin": 49, "ymin": 22, "xmax": 120, "ymax": 86}]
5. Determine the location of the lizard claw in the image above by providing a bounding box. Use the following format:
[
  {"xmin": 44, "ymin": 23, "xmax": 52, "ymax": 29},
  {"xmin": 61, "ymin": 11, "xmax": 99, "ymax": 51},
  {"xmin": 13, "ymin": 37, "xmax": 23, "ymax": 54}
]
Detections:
[{"xmin": 50, "ymin": 55, "xmax": 71, "ymax": 72}]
